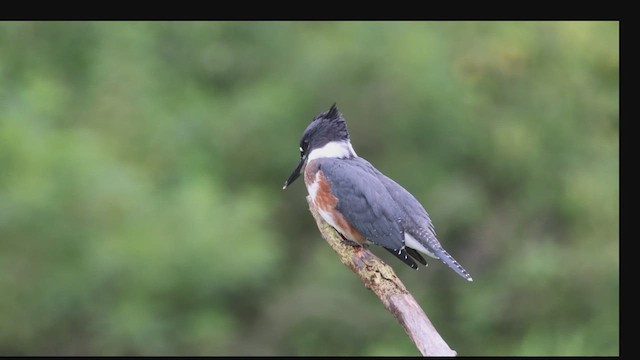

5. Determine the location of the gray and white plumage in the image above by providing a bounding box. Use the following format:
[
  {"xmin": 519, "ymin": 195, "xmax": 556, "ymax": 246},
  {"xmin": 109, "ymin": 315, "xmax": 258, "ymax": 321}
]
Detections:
[{"xmin": 283, "ymin": 104, "xmax": 473, "ymax": 281}]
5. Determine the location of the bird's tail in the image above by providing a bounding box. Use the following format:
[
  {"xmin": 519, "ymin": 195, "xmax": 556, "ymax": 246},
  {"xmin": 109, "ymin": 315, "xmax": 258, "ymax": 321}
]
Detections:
[{"xmin": 433, "ymin": 246, "xmax": 473, "ymax": 282}]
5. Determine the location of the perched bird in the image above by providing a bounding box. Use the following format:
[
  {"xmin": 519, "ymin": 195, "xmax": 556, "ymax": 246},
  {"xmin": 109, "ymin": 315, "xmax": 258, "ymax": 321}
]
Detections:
[{"xmin": 283, "ymin": 104, "xmax": 472, "ymax": 281}]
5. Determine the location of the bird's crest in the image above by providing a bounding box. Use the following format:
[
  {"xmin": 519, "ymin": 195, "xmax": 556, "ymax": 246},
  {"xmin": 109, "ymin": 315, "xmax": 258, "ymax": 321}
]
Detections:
[{"xmin": 315, "ymin": 103, "xmax": 341, "ymax": 122}]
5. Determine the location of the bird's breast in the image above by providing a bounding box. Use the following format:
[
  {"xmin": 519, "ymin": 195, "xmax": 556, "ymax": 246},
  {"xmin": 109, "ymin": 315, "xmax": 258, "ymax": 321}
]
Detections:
[{"xmin": 304, "ymin": 164, "xmax": 365, "ymax": 244}]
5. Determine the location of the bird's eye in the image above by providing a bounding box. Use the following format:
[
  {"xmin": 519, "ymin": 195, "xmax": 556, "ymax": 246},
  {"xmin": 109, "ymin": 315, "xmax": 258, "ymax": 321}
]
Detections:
[{"xmin": 300, "ymin": 140, "xmax": 309, "ymax": 156}]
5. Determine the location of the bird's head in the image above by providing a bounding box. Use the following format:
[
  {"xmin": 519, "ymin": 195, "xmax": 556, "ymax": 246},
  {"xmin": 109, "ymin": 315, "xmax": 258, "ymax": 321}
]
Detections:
[{"xmin": 283, "ymin": 103, "xmax": 356, "ymax": 189}]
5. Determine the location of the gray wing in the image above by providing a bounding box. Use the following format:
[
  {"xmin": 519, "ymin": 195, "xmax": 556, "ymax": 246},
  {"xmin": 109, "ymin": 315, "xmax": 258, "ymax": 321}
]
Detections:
[
  {"xmin": 368, "ymin": 159, "xmax": 474, "ymax": 281},
  {"xmin": 318, "ymin": 158, "xmax": 403, "ymax": 248},
  {"xmin": 375, "ymin": 167, "xmax": 441, "ymax": 249},
  {"xmin": 317, "ymin": 158, "xmax": 419, "ymax": 268}
]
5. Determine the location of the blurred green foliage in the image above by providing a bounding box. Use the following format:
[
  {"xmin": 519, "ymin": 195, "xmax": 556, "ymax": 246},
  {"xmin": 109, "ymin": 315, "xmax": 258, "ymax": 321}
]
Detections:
[{"xmin": 0, "ymin": 21, "xmax": 618, "ymax": 355}]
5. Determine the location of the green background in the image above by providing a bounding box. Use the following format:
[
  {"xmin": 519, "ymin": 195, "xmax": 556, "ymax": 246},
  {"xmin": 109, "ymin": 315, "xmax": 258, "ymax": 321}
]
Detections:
[{"xmin": 0, "ymin": 21, "xmax": 619, "ymax": 355}]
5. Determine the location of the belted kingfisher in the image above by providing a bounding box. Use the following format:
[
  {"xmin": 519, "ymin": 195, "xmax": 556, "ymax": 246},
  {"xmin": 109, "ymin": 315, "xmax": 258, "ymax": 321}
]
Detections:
[{"xmin": 283, "ymin": 104, "xmax": 473, "ymax": 281}]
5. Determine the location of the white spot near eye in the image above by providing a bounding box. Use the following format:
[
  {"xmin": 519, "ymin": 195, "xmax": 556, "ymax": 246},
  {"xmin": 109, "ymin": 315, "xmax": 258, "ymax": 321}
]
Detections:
[{"xmin": 299, "ymin": 147, "xmax": 303, "ymax": 152}]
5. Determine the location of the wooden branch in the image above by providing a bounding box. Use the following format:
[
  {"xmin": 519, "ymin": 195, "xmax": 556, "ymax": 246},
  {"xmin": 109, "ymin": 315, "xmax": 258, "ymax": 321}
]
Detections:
[{"xmin": 306, "ymin": 196, "xmax": 457, "ymax": 357}]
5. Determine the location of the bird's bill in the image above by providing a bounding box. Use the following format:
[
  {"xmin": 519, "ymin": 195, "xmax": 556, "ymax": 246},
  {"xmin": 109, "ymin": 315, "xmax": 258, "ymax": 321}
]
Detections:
[{"xmin": 283, "ymin": 156, "xmax": 305, "ymax": 189}]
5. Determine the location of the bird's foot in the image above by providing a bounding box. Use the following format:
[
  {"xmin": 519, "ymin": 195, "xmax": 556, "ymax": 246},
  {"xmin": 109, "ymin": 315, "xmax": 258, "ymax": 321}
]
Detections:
[{"xmin": 338, "ymin": 233, "xmax": 364, "ymax": 248}]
